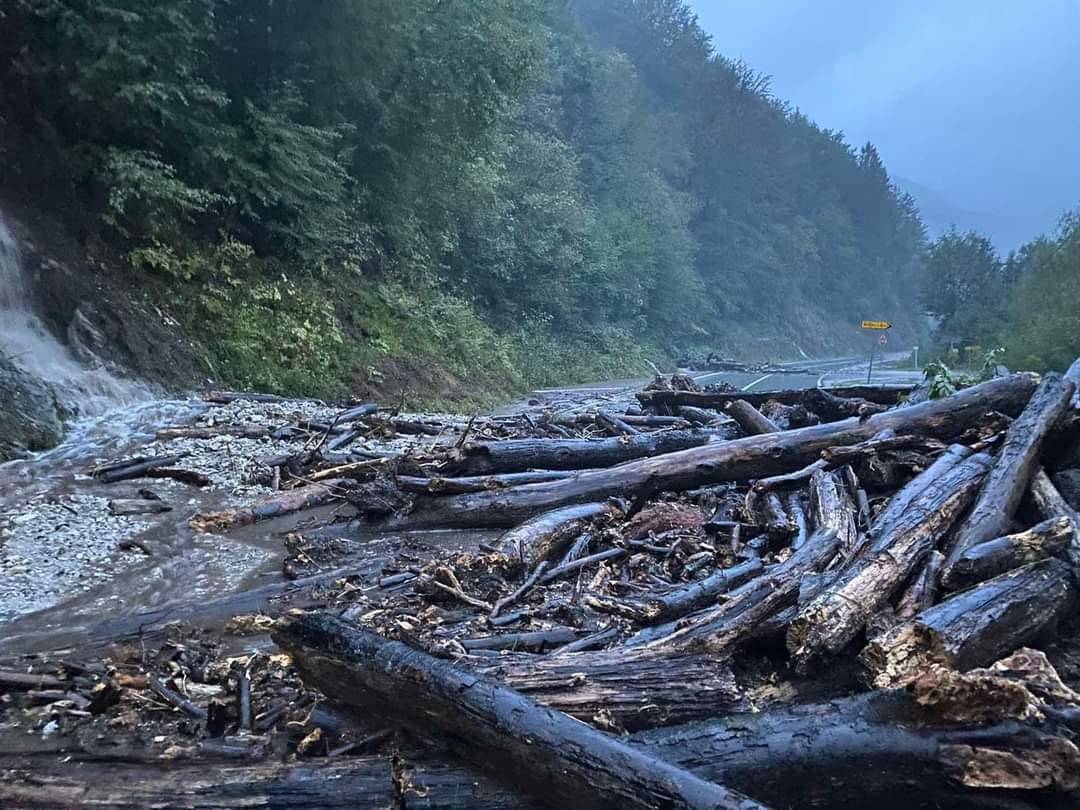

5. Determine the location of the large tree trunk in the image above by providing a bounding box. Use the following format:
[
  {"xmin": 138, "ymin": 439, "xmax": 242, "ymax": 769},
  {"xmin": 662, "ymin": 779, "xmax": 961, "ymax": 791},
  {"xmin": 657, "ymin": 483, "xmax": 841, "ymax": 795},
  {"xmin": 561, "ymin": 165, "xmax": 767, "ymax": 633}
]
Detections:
[
  {"xmin": 450, "ymin": 430, "xmax": 716, "ymax": 476},
  {"xmin": 633, "ymin": 686, "xmax": 1079, "ymax": 810},
  {"xmin": 787, "ymin": 453, "xmax": 992, "ymax": 668},
  {"xmin": 383, "ymin": 375, "xmax": 1037, "ymax": 531},
  {"xmin": 273, "ymin": 614, "xmax": 764, "ymax": 810},
  {"xmin": 862, "ymin": 558, "xmax": 1077, "ymax": 687},
  {"xmin": 941, "ymin": 375, "xmax": 1076, "ymax": 581}
]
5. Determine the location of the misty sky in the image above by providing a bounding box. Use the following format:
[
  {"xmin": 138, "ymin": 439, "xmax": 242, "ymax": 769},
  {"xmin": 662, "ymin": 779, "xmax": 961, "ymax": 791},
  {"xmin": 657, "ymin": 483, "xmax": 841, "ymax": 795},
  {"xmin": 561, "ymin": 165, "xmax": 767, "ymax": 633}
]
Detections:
[{"xmin": 687, "ymin": 0, "xmax": 1080, "ymax": 250}]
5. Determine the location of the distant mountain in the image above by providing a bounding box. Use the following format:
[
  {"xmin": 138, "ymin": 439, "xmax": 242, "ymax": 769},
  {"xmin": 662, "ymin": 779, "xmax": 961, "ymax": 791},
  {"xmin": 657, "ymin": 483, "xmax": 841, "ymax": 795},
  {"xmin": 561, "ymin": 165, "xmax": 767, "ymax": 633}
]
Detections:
[{"xmin": 896, "ymin": 176, "xmax": 1029, "ymax": 251}]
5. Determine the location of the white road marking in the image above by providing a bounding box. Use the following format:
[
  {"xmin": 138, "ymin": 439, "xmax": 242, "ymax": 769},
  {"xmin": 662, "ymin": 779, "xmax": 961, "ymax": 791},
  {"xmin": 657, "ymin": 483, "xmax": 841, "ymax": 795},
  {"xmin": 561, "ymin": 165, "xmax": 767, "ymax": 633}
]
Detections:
[{"xmin": 742, "ymin": 374, "xmax": 772, "ymax": 392}]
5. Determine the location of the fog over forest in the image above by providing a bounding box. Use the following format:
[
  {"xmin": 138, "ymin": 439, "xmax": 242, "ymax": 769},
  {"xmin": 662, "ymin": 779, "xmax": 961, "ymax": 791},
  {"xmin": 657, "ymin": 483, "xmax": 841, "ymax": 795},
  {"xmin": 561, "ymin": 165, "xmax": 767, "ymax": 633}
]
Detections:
[{"xmin": 689, "ymin": 0, "xmax": 1080, "ymax": 250}]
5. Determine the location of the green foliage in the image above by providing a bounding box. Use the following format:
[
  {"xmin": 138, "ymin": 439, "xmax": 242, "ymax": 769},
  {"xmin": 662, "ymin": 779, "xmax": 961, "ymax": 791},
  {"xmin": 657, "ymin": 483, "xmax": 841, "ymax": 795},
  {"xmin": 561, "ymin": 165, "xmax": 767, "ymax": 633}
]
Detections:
[
  {"xmin": 1002, "ymin": 213, "xmax": 1080, "ymax": 372},
  {"xmin": 920, "ymin": 229, "xmax": 1007, "ymax": 346},
  {"xmin": 920, "ymin": 210, "xmax": 1080, "ymax": 376},
  {"xmin": 2, "ymin": 0, "xmax": 931, "ymax": 400}
]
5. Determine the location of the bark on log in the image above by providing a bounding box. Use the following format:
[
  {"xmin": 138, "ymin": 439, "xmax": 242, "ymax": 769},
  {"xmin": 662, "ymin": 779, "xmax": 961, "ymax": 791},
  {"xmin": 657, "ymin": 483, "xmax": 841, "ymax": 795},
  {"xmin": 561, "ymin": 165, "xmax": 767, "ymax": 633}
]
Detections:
[
  {"xmin": 724, "ymin": 400, "xmax": 780, "ymax": 436},
  {"xmin": 941, "ymin": 375, "xmax": 1076, "ymax": 581},
  {"xmin": 493, "ymin": 501, "xmax": 623, "ymax": 567},
  {"xmin": 584, "ymin": 559, "xmax": 765, "ymax": 624},
  {"xmin": 627, "ymin": 529, "xmax": 839, "ymax": 652},
  {"xmin": 870, "ymin": 444, "xmax": 974, "ymax": 531},
  {"xmin": 273, "ymin": 614, "xmax": 765, "ymax": 810},
  {"xmin": 634, "ymin": 688, "xmax": 1079, "ymax": 810},
  {"xmin": 189, "ymin": 480, "xmax": 352, "ymax": 534},
  {"xmin": 467, "ymin": 648, "xmax": 746, "ymax": 731},
  {"xmin": 787, "ymin": 453, "xmax": 992, "ymax": 669},
  {"xmin": 862, "ymin": 559, "xmax": 1077, "ymax": 687},
  {"xmin": 751, "ymin": 459, "xmax": 828, "ymax": 493},
  {"xmin": 808, "ymin": 469, "xmax": 859, "ymax": 555},
  {"xmin": 397, "ymin": 470, "xmax": 574, "ymax": 495},
  {"xmin": 452, "ymin": 430, "xmax": 716, "ymax": 476},
  {"xmin": 896, "ymin": 550, "xmax": 946, "ymax": 621},
  {"xmin": 383, "ymin": 375, "xmax": 1036, "ymax": 531},
  {"xmin": 942, "ymin": 517, "xmax": 1077, "ymax": 591},
  {"xmin": 0, "ymin": 754, "xmax": 529, "ymax": 809},
  {"xmin": 638, "ymin": 384, "xmax": 915, "ymax": 410}
]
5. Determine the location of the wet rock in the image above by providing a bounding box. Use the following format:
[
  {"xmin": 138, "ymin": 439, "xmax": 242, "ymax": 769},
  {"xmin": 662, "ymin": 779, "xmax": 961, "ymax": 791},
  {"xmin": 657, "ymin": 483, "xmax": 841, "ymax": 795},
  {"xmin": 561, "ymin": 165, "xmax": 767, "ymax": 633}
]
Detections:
[{"xmin": 0, "ymin": 355, "xmax": 64, "ymax": 460}]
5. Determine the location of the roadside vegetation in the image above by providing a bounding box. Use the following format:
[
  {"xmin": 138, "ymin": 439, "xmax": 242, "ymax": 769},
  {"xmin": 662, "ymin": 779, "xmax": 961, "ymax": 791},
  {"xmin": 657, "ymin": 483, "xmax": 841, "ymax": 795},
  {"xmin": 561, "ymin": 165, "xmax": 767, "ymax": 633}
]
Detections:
[
  {"xmin": 2, "ymin": 0, "xmax": 925, "ymax": 401},
  {"xmin": 919, "ymin": 212, "xmax": 1080, "ymax": 375}
]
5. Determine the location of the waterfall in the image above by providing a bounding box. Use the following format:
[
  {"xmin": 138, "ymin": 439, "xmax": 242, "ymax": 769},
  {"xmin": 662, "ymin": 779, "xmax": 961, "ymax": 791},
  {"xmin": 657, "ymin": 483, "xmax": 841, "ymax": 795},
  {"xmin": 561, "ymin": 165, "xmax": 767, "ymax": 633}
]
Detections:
[{"xmin": 0, "ymin": 214, "xmax": 151, "ymax": 417}]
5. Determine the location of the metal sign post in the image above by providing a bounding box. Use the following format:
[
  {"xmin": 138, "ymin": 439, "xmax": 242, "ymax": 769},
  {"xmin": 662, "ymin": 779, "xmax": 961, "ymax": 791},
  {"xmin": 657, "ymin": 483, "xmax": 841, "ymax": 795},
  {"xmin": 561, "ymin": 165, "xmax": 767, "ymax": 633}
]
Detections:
[{"xmin": 861, "ymin": 321, "xmax": 892, "ymax": 384}]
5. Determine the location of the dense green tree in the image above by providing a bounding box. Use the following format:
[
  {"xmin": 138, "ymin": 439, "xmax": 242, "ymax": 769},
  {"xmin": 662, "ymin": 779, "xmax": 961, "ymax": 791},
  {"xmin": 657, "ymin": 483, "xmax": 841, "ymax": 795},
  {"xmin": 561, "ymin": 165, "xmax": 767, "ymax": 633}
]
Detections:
[
  {"xmin": 1003, "ymin": 212, "xmax": 1080, "ymax": 371},
  {"xmin": 920, "ymin": 230, "xmax": 1006, "ymax": 345}
]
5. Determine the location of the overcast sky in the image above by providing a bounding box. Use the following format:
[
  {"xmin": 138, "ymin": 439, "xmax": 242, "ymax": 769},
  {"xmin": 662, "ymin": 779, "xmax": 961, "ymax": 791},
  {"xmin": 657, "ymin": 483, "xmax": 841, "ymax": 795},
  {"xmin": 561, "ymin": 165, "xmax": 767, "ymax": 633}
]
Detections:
[{"xmin": 686, "ymin": 0, "xmax": 1080, "ymax": 250}]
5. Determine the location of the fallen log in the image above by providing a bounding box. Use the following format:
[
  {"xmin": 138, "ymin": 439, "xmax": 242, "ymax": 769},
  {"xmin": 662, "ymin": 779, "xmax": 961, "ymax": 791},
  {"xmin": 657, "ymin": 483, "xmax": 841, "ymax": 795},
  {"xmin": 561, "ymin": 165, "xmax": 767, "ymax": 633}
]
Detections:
[
  {"xmin": 467, "ymin": 648, "xmax": 745, "ymax": 731},
  {"xmin": 808, "ymin": 468, "xmax": 859, "ymax": 555},
  {"xmin": 451, "ymin": 430, "xmax": 716, "ymax": 476},
  {"xmin": 751, "ymin": 459, "xmax": 828, "ymax": 493},
  {"xmin": 724, "ymin": 400, "xmax": 780, "ymax": 436},
  {"xmin": 397, "ymin": 470, "xmax": 574, "ymax": 495},
  {"xmin": 189, "ymin": 480, "xmax": 353, "ymax": 534},
  {"xmin": 638, "ymin": 384, "xmax": 915, "ymax": 411},
  {"xmin": 143, "ymin": 467, "xmax": 212, "ymax": 487},
  {"xmin": 628, "ymin": 529, "xmax": 839, "ymax": 652},
  {"xmin": 0, "ymin": 753, "xmax": 529, "ymax": 810},
  {"xmin": 585, "ymin": 559, "xmax": 765, "ymax": 624},
  {"xmin": 273, "ymin": 614, "xmax": 765, "ymax": 810},
  {"xmin": 942, "ymin": 517, "xmax": 1077, "ymax": 591},
  {"xmin": 381, "ymin": 374, "xmax": 1036, "ymax": 530},
  {"xmin": 93, "ymin": 454, "xmax": 187, "ymax": 484},
  {"xmin": 461, "ymin": 627, "xmax": 583, "ymax": 653},
  {"xmin": 598, "ymin": 411, "xmax": 641, "ymax": 436},
  {"xmin": 941, "ymin": 375, "xmax": 1076, "ymax": 582},
  {"xmin": 862, "ymin": 559, "xmax": 1077, "ymax": 687},
  {"xmin": 787, "ymin": 453, "xmax": 992, "ymax": 668},
  {"xmin": 492, "ymin": 501, "xmax": 623, "ymax": 567},
  {"xmin": 801, "ymin": 387, "xmax": 887, "ymax": 422},
  {"xmin": 635, "ymin": 669, "xmax": 1080, "ymax": 809}
]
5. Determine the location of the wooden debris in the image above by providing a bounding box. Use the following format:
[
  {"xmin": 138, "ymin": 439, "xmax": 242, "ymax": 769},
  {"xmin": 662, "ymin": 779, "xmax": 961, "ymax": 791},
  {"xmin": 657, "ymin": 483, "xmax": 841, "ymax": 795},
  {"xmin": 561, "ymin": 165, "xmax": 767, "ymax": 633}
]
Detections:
[{"xmin": 273, "ymin": 614, "xmax": 765, "ymax": 810}]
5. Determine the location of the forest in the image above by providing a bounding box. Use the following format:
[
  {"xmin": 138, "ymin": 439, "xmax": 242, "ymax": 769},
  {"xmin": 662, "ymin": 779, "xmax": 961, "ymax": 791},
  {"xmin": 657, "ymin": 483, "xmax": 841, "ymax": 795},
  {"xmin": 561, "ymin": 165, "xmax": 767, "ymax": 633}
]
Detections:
[
  {"xmin": 0, "ymin": 0, "xmax": 927, "ymax": 400},
  {"xmin": 920, "ymin": 213, "xmax": 1080, "ymax": 374}
]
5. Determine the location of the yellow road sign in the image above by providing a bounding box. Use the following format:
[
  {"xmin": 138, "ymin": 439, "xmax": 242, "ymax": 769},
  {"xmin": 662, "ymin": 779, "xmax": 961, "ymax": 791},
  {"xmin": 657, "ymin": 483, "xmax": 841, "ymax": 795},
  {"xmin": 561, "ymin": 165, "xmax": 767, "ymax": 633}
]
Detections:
[{"xmin": 861, "ymin": 320, "xmax": 892, "ymax": 330}]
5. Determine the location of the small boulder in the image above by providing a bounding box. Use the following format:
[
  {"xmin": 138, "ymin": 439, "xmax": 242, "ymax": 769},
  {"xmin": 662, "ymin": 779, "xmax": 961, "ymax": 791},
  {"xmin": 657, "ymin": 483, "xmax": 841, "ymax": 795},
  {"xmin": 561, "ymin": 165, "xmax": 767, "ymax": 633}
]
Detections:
[{"xmin": 0, "ymin": 355, "xmax": 64, "ymax": 460}]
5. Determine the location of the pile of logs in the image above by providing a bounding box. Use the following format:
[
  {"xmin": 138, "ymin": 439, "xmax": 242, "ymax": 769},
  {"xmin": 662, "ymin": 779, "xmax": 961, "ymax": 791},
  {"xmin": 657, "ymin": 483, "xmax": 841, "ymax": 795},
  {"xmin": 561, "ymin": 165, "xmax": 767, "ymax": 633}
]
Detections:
[{"xmin": 14, "ymin": 363, "xmax": 1080, "ymax": 808}]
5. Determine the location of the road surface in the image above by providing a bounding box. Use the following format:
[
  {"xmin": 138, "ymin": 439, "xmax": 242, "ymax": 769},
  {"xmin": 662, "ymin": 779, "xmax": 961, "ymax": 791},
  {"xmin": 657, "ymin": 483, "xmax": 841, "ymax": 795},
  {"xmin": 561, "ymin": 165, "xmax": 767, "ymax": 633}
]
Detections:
[{"xmin": 510, "ymin": 355, "xmax": 924, "ymax": 416}]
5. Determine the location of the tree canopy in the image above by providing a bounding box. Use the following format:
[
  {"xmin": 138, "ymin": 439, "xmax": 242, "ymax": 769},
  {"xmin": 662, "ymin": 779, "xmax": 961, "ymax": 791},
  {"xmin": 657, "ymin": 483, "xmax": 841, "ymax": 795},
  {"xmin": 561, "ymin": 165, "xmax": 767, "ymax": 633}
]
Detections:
[{"xmin": 0, "ymin": 0, "xmax": 929, "ymax": 395}]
